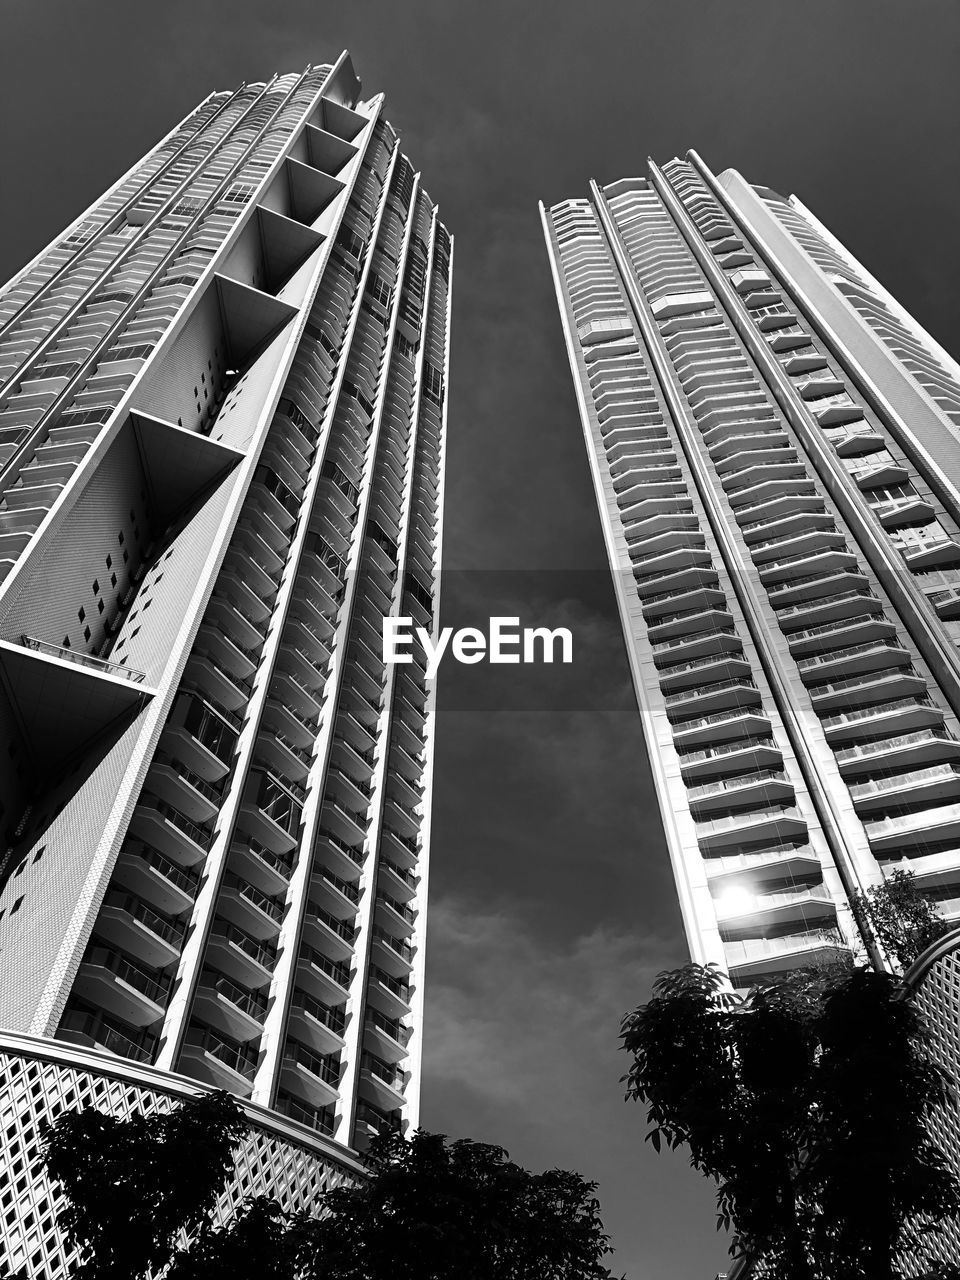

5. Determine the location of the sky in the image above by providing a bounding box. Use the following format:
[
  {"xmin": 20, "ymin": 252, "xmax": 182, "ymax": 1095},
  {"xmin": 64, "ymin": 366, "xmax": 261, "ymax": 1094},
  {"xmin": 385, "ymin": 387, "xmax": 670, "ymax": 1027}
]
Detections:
[{"xmin": 3, "ymin": 1, "xmax": 960, "ymax": 1275}]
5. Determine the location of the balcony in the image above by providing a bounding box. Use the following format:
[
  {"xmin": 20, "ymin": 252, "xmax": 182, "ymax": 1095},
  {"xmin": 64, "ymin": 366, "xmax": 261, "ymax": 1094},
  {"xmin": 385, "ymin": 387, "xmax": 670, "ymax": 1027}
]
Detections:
[
  {"xmin": 113, "ymin": 841, "xmax": 200, "ymax": 916},
  {"xmin": 635, "ymin": 562, "xmax": 719, "ymax": 603},
  {"xmin": 281, "ymin": 1039, "xmax": 341, "ymax": 1106},
  {"xmin": 314, "ymin": 826, "xmax": 366, "ymax": 878},
  {"xmin": 694, "ymin": 804, "xmax": 807, "ymax": 853},
  {"xmin": 687, "ymin": 769, "xmax": 794, "ymax": 816},
  {"xmin": 147, "ymin": 755, "xmax": 223, "ymax": 824},
  {"xmin": 849, "ymin": 457, "xmax": 910, "ymax": 490},
  {"xmin": 228, "ymin": 836, "xmax": 294, "ymax": 896},
  {"xmin": 360, "ymin": 1051, "xmax": 406, "ymax": 1108},
  {"xmin": 59, "ymin": 1008, "xmax": 158, "ymax": 1064},
  {"xmin": 758, "ymin": 546, "xmax": 857, "ymax": 588},
  {"xmin": 355, "ymin": 1099, "xmax": 402, "ymax": 1138},
  {"xmin": 73, "ymin": 945, "xmax": 171, "ymax": 1028},
  {"xmin": 371, "ymin": 925, "xmax": 414, "ymax": 977},
  {"xmin": 289, "ymin": 990, "xmax": 347, "ymax": 1052},
  {"xmin": 98, "ymin": 891, "xmax": 186, "ymax": 968},
  {"xmin": 671, "ymin": 704, "xmax": 773, "ymax": 749},
  {"xmin": 658, "ymin": 651, "xmax": 752, "ymax": 694},
  {"xmin": 864, "ymin": 802, "xmax": 960, "ymax": 853},
  {"xmin": 368, "ymin": 964, "xmax": 412, "ymax": 1018},
  {"xmin": 130, "ymin": 795, "xmax": 214, "ymax": 864},
  {"xmin": 785, "ymin": 611, "xmax": 896, "ymax": 656},
  {"xmin": 302, "ymin": 901, "xmax": 357, "ymax": 956},
  {"xmin": 836, "ymin": 727, "xmax": 960, "ymax": 777},
  {"xmin": 723, "ymin": 460, "xmax": 806, "ymax": 500},
  {"xmin": 218, "ymin": 872, "xmax": 285, "ymax": 940},
  {"xmin": 849, "ymin": 763, "xmax": 960, "ymax": 815},
  {"xmin": 714, "ymin": 883, "xmax": 837, "ymax": 935},
  {"xmin": 665, "ymin": 676, "xmax": 761, "ymax": 722},
  {"xmin": 796, "ymin": 639, "xmax": 912, "ymax": 685},
  {"xmin": 678, "ymin": 735, "xmax": 782, "ymax": 782},
  {"xmin": 776, "ymin": 587, "xmax": 881, "ymax": 631},
  {"xmin": 870, "ymin": 494, "xmax": 936, "ymax": 530},
  {"xmin": 651, "ymin": 626, "xmax": 739, "ymax": 667},
  {"xmin": 724, "ymin": 931, "xmax": 847, "ymax": 982},
  {"xmin": 740, "ymin": 506, "xmax": 832, "ymax": 547},
  {"xmin": 192, "ymin": 966, "xmax": 269, "ymax": 1041},
  {"xmin": 705, "ymin": 845, "xmax": 824, "ymax": 892},
  {"xmin": 207, "ymin": 919, "xmax": 278, "ymax": 988},
  {"xmin": 364, "ymin": 1007, "xmax": 411, "ymax": 1063},
  {"xmin": 181, "ymin": 1023, "xmax": 258, "ymax": 1092},
  {"xmin": 821, "ymin": 695, "xmax": 944, "ymax": 743},
  {"xmin": 808, "ymin": 667, "xmax": 927, "ymax": 714},
  {"xmin": 767, "ymin": 567, "xmax": 869, "ymax": 610},
  {"xmin": 275, "ymin": 1091, "xmax": 335, "ymax": 1137},
  {"xmin": 646, "ymin": 606, "xmax": 734, "ymax": 647},
  {"xmin": 900, "ymin": 535, "xmax": 960, "ymax": 571},
  {"xmin": 297, "ymin": 944, "xmax": 351, "ymax": 998}
]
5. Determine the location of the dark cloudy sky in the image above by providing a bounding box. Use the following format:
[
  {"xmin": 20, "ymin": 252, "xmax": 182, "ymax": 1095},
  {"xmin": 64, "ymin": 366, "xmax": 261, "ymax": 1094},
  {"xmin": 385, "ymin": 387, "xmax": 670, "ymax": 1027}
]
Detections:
[{"xmin": 3, "ymin": 2, "xmax": 960, "ymax": 1275}]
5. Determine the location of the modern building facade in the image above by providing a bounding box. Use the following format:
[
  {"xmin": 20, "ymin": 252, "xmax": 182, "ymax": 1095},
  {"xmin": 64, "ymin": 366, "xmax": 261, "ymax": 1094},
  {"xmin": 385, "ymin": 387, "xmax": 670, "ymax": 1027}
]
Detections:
[
  {"xmin": 0, "ymin": 54, "xmax": 450, "ymax": 1276},
  {"xmin": 543, "ymin": 154, "xmax": 960, "ymax": 986}
]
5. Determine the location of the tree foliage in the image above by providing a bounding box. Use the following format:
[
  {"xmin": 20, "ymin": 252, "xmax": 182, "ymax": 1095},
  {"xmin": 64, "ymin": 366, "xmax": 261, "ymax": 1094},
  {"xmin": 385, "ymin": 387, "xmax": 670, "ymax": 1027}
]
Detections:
[
  {"xmin": 621, "ymin": 962, "xmax": 960, "ymax": 1280},
  {"xmin": 852, "ymin": 868, "xmax": 951, "ymax": 970},
  {"xmin": 40, "ymin": 1097, "xmax": 617, "ymax": 1280},
  {"xmin": 291, "ymin": 1129, "xmax": 618, "ymax": 1280},
  {"xmin": 42, "ymin": 1089, "xmax": 246, "ymax": 1280}
]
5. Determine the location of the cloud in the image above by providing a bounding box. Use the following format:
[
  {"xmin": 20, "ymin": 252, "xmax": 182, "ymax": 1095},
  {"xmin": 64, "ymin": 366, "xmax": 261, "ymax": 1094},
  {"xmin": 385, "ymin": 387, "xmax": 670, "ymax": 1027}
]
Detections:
[{"xmin": 424, "ymin": 894, "xmax": 669, "ymax": 1112}]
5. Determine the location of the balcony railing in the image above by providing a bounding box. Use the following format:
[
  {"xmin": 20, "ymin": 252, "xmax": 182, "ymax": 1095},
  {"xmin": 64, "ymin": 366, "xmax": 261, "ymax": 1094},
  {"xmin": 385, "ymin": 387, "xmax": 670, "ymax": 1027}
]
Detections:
[
  {"xmin": 796, "ymin": 639, "xmax": 903, "ymax": 671},
  {"xmin": 284, "ymin": 1041, "xmax": 340, "ymax": 1086},
  {"xmin": 201, "ymin": 969, "xmax": 268, "ymax": 1020},
  {"xmin": 849, "ymin": 762, "xmax": 960, "ymax": 801},
  {"xmin": 104, "ymin": 892, "xmax": 186, "ymax": 946},
  {"xmin": 786, "ymin": 611, "xmax": 888, "ymax": 645},
  {"xmin": 292, "ymin": 991, "xmax": 347, "ymax": 1036},
  {"xmin": 316, "ymin": 827, "xmax": 365, "ymax": 868},
  {"xmin": 212, "ymin": 920, "xmax": 278, "ymax": 969},
  {"xmin": 131, "ymin": 844, "xmax": 200, "ymax": 894},
  {"xmin": 83, "ymin": 946, "xmax": 171, "ymax": 1005},
  {"xmin": 276, "ymin": 1092, "xmax": 335, "ymax": 1135},
  {"xmin": 20, "ymin": 634, "xmax": 146, "ymax": 684},
  {"xmin": 232, "ymin": 836, "xmax": 295, "ymax": 879},
  {"xmin": 60, "ymin": 1009, "xmax": 157, "ymax": 1063},
  {"xmin": 139, "ymin": 796, "xmax": 214, "ymax": 851},
  {"xmin": 300, "ymin": 944, "xmax": 351, "ymax": 988},
  {"xmin": 361, "ymin": 1051, "xmax": 405, "ymax": 1091},
  {"xmin": 686, "ymin": 770, "xmax": 788, "ymax": 802},
  {"xmin": 651, "ymin": 626, "xmax": 736, "ymax": 656},
  {"xmin": 777, "ymin": 588, "xmax": 877, "ymax": 622},
  {"xmin": 836, "ymin": 727, "xmax": 958, "ymax": 764},
  {"xmin": 187, "ymin": 1025, "xmax": 258, "ymax": 1080},
  {"xmin": 365, "ymin": 1007, "xmax": 409, "ymax": 1045},
  {"xmin": 694, "ymin": 804, "xmax": 801, "ymax": 836},
  {"xmin": 664, "ymin": 676, "xmax": 758, "ymax": 708},
  {"xmin": 679, "ymin": 735, "xmax": 777, "ymax": 767},
  {"xmin": 821, "ymin": 696, "xmax": 937, "ymax": 730},
  {"xmin": 223, "ymin": 873, "xmax": 284, "ymax": 922}
]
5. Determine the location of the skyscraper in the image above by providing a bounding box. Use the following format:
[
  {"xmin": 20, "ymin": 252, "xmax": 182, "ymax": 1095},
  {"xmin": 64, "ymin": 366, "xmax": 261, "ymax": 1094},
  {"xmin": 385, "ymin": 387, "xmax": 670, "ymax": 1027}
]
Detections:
[
  {"xmin": 0, "ymin": 54, "xmax": 450, "ymax": 1275},
  {"xmin": 542, "ymin": 154, "xmax": 960, "ymax": 984}
]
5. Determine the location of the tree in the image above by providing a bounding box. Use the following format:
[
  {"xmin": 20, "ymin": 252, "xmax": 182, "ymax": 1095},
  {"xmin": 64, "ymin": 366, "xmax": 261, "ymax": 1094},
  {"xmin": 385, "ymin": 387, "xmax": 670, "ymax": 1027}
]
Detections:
[
  {"xmin": 620, "ymin": 962, "xmax": 960, "ymax": 1280},
  {"xmin": 852, "ymin": 868, "xmax": 950, "ymax": 970},
  {"xmin": 42, "ymin": 1089, "xmax": 247, "ymax": 1280},
  {"xmin": 41, "ymin": 1096, "xmax": 617, "ymax": 1280},
  {"xmin": 291, "ymin": 1129, "xmax": 618, "ymax": 1280}
]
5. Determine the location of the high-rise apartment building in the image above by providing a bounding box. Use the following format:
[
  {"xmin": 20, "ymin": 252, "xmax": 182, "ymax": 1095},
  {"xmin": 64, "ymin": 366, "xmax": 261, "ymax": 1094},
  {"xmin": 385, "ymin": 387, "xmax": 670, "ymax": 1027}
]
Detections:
[
  {"xmin": 0, "ymin": 54, "xmax": 450, "ymax": 1276},
  {"xmin": 543, "ymin": 154, "xmax": 960, "ymax": 984}
]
